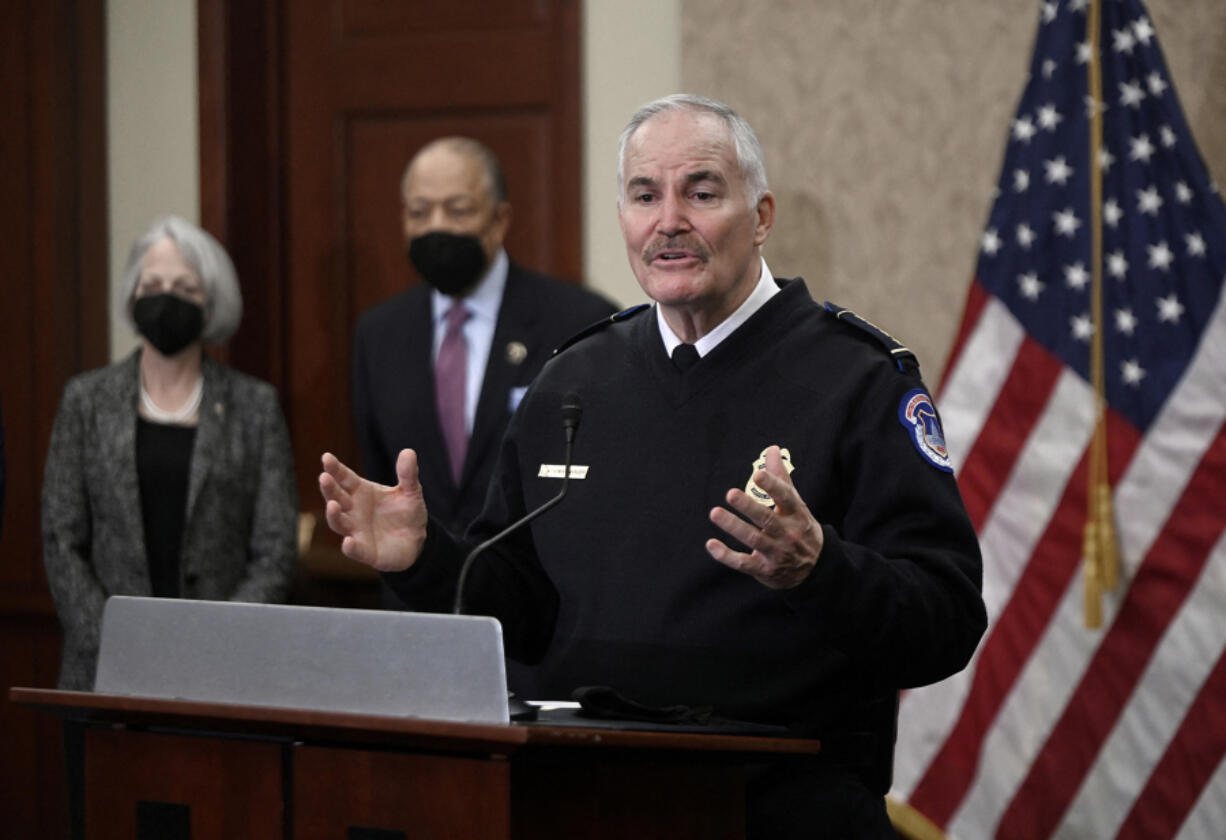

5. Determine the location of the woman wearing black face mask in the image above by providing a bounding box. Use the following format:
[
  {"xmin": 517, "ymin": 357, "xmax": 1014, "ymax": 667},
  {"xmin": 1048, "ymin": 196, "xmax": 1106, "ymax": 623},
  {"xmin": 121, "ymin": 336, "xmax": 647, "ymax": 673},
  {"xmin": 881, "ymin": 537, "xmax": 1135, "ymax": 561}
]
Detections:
[{"xmin": 41, "ymin": 215, "xmax": 299, "ymax": 691}]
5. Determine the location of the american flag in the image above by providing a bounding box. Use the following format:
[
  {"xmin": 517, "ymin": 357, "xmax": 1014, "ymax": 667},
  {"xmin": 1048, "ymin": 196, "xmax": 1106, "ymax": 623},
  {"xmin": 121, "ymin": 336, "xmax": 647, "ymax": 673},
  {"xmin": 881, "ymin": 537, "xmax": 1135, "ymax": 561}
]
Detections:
[{"xmin": 889, "ymin": 1, "xmax": 1226, "ymax": 838}]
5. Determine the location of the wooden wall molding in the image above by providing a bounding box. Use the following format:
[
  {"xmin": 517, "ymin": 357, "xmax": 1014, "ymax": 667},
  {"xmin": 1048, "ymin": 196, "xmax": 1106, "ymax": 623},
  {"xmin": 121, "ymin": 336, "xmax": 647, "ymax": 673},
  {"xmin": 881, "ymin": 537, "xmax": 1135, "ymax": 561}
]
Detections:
[{"xmin": 0, "ymin": 0, "xmax": 108, "ymax": 834}]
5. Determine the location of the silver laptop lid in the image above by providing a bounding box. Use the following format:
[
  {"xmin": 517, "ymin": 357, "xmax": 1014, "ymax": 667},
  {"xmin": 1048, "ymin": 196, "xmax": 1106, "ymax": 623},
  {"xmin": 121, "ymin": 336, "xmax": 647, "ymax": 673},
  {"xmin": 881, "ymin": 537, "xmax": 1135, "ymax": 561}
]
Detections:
[{"xmin": 94, "ymin": 596, "xmax": 510, "ymax": 724}]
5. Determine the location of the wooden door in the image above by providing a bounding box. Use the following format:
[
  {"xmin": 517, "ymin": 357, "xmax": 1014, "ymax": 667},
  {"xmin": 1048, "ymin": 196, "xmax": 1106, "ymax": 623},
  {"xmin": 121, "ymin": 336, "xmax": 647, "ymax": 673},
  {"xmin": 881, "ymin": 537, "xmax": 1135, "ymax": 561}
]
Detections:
[{"xmin": 203, "ymin": 0, "xmax": 582, "ymax": 558}]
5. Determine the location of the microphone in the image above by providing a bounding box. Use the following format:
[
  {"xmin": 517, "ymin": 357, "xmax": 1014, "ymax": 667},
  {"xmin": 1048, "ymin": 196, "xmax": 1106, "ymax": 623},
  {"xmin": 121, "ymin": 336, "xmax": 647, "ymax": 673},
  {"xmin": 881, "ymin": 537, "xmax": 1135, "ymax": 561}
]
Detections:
[
  {"xmin": 561, "ymin": 391, "xmax": 582, "ymax": 444},
  {"xmin": 452, "ymin": 392, "xmax": 583, "ymax": 615}
]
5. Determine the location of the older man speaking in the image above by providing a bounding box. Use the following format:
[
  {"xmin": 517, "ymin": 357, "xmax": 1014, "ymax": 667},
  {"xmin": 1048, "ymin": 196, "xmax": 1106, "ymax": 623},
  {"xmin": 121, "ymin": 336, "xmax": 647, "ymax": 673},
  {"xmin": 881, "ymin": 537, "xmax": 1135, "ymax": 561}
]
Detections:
[{"xmin": 322, "ymin": 95, "xmax": 985, "ymax": 838}]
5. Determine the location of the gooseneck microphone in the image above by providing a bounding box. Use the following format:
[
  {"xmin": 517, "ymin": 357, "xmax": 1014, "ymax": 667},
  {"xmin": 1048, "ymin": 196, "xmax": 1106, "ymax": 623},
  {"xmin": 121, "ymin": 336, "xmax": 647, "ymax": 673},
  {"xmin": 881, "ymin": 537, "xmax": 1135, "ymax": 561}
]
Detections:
[{"xmin": 452, "ymin": 392, "xmax": 583, "ymax": 615}]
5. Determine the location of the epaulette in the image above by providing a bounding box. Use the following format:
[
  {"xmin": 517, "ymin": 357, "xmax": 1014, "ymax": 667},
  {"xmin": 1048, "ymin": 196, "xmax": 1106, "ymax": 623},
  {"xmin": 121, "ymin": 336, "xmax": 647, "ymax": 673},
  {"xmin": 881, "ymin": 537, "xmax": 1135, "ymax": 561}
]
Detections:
[
  {"xmin": 824, "ymin": 301, "xmax": 919, "ymax": 374},
  {"xmin": 553, "ymin": 303, "xmax": 651, "ymax": 356}
]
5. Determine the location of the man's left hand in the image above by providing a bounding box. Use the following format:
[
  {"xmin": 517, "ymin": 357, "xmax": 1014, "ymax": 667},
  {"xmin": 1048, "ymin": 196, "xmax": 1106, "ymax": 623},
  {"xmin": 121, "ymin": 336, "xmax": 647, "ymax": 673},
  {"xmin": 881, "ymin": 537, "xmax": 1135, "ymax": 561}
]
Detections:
[{"xmin": 707, "ymin": 445, "xmax": 824, "ymax": 589}]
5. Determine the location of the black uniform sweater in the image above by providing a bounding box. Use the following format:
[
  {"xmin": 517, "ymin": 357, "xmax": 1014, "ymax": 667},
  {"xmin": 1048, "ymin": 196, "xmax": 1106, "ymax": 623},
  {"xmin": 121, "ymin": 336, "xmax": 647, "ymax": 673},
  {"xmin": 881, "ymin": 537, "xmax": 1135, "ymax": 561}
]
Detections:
[{"xmin": 390, "ymin": 277, "xmax": 986, "ymax": 791}]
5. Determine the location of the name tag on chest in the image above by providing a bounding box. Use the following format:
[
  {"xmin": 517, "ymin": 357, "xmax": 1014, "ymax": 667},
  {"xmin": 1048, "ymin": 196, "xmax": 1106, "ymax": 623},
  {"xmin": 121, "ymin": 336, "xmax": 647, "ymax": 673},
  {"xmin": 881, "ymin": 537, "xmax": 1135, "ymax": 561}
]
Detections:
[{"xmin": 538, "ymin": 464, "xmax": 589, "ymax": 479}]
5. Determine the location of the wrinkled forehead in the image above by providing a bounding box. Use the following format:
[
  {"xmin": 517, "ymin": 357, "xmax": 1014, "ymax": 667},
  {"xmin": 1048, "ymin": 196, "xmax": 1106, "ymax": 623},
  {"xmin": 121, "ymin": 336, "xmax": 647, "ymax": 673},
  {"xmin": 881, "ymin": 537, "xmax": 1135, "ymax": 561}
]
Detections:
[{"xmin": 622, "ymin": 110, "xmax": 741, "ymax": 183}]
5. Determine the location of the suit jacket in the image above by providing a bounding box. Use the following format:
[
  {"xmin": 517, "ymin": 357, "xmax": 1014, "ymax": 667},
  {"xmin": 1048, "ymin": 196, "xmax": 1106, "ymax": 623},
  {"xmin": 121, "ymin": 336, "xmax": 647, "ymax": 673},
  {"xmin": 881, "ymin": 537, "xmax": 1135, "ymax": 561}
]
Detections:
[
  {"xmin": 351, "ymin": 261, "xmax": 618, "ymax": 536},
  {"xmin": 41, "ymin": 352, "xmax": 299, "ymax": 690}
]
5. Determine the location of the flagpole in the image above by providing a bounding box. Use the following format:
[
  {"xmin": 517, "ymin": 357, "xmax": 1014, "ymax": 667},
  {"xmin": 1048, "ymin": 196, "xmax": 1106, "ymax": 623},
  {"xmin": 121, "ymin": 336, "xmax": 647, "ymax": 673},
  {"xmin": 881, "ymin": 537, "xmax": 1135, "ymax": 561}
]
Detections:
[{"xmin": 1082, "ymin": 0, "xmax": 1119, "ymax": 629}]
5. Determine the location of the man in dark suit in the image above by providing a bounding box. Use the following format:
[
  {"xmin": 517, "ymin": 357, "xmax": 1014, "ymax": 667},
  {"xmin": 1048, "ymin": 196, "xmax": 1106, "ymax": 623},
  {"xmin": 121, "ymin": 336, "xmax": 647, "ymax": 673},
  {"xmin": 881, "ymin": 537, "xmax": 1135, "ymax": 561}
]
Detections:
[{"xmin": 351, "ymin": 136, "xmax": 617, "ymax": 539}]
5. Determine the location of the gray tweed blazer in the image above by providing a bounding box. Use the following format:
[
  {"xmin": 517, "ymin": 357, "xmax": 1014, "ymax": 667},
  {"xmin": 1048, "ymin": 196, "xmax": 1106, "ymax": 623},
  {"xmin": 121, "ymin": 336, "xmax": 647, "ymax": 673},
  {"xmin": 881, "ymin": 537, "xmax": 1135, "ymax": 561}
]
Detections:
[{"xmin": 41, "ymin": 351, "xmax": 298, "ymax": 690}]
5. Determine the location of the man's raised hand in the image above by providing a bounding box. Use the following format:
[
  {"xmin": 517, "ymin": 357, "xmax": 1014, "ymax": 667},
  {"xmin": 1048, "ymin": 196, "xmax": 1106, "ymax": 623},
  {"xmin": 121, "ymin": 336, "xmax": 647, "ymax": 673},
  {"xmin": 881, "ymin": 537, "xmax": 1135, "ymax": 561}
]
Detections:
[
  {"xmin": 706, "ymin": 445, "xmax": 824, "ymax": 589},
  {"xmin": 318, "ymin": 449, "xmax": 429, "ymax": 572}
]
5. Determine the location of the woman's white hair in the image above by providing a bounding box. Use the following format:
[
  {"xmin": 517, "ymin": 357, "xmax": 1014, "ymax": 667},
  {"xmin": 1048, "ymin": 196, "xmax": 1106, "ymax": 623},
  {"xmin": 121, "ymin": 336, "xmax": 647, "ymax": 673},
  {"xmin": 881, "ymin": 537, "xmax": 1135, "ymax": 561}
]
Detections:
[
  {"xmin": 117, "ymin": 215, "xmax": 243, "ymax": 344},
  {"xmin": 616, "ymin": 94, "xmax": 769, "ymax": 207}
]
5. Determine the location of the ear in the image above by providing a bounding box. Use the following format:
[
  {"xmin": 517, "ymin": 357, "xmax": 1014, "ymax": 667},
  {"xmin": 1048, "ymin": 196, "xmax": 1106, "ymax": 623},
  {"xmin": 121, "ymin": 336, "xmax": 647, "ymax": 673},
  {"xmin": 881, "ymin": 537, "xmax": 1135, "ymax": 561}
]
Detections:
[
  {"xmin": 491, "ymin": 200, "xmax": 513, "ymax": 241},
  {"xmin": 752, "ymin": 191, "xmax": 775, "ymax": 246}
]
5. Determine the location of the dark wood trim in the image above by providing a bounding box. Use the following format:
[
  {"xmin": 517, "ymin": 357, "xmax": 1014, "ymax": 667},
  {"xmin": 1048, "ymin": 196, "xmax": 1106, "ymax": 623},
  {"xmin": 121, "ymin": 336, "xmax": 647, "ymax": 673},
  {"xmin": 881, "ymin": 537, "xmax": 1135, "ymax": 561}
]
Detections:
[
  {"xmin": 0, "ymin": 0, "xmax": 108, "ymax": 602},
  {"xmin": 198, "ymin": 0, "xmax": 287, "ymax": 389},
  {"xmin": 550, "ymin": 0, "xmax": 583, "ymax": 282},
  {"xmin": 0, "ymin": 2, "xmax": 108, "ymax": 836},
  {"xmin": 74, "ymin": 0, "xmax": 110, "ymax": 374},
  {"xmin": 198, "ymin": 0, "xmax": 230, "ymax": 243},
  {"xmin": 13, "ymin": 687, "xmax": 823, "ymax": 758}
]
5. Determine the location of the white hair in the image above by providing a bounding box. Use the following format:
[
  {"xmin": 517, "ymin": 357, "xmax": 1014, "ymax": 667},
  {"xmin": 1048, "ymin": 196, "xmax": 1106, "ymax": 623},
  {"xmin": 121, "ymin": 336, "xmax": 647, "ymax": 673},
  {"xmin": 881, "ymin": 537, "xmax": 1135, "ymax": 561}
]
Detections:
[
  {"xmin": 617, "ymin": 94, "xmax": 769, "ymax": 206},
  {"xmin": 117, "ymin": 215, "xmax": 243, "ymax": 344}
]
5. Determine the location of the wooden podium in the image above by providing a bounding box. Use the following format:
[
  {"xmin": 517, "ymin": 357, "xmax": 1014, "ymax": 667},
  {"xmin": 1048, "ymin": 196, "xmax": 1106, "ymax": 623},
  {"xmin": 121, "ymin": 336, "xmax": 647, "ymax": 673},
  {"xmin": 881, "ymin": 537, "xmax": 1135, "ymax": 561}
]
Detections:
[{"xmin": 12, "ymin": 687, "xmax": 821, "ymax": 839}]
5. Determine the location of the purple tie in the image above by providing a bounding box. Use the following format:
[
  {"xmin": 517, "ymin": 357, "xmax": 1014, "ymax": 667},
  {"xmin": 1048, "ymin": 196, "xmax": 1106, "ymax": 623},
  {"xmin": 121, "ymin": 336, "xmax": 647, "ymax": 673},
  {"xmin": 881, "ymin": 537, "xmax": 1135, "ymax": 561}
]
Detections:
[{"xmin": 435, "ymin": 303, "xmax": 471, "ymax": 483}]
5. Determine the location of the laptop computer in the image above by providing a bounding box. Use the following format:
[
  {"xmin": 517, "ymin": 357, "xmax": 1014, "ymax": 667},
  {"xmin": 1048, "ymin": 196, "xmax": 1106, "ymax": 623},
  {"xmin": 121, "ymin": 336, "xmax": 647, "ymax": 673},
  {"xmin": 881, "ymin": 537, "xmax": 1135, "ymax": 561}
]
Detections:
[{"xmin": 93, "ymin": 596, "xmax": 510, "ymax": 724}]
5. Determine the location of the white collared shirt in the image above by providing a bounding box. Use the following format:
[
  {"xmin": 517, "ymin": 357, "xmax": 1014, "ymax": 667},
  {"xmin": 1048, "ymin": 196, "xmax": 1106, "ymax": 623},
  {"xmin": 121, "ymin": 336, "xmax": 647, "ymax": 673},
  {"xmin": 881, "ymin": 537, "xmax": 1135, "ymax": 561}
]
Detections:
[
  {"xmin": 656, "ymin": 257, "xmax": 779, "ymax": 358},
  {"xmin": 431, "ymin": 248, "xmax": 509, "ymax": 433}
]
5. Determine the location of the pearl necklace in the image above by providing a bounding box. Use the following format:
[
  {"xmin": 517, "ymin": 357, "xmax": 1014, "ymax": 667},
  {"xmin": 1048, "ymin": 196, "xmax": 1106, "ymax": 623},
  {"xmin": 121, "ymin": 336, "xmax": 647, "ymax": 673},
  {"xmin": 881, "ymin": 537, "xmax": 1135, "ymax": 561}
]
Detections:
[{"xmin": 140, "ymin": 376, "xmax": 203, "ymax": 424}]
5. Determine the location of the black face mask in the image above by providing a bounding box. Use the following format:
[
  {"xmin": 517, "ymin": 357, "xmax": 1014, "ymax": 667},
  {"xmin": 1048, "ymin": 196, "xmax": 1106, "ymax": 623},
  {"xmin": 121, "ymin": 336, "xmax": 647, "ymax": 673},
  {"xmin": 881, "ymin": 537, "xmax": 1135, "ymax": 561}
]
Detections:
[
  {"xmin": 407, "ymin": 231, "xmax": 489, "ymax": 297},
  {"xmin": 133, "ymin": 293, "xmax": 205, "ymax": 357}
]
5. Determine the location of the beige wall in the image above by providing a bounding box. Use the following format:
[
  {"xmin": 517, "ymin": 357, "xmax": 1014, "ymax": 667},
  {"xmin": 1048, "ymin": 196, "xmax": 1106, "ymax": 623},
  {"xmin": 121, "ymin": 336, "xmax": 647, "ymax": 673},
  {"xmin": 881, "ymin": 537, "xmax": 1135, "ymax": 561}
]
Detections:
[
  {"xmin": 106, "ymin": 1, "xmax": 1226, "ymax": 375},
  {"xmin": 107, "ymin": 0, "xmax": 199, "ymax": 360},
  {"xmin": 680, "ymin": 0, "xmax": 1226, "ymax": 376},
  {"xmin": 582, "ymin": 0, "xmax": 681, "ymax": 308}
]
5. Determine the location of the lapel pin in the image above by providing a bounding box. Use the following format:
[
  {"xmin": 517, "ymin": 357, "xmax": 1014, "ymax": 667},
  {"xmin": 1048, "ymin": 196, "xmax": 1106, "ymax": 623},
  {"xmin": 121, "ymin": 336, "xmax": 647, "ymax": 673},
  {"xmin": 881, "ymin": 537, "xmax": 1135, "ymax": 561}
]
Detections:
[{"xmin": 506, "ymin": 341, "xmax": 528, "ymax": 365}]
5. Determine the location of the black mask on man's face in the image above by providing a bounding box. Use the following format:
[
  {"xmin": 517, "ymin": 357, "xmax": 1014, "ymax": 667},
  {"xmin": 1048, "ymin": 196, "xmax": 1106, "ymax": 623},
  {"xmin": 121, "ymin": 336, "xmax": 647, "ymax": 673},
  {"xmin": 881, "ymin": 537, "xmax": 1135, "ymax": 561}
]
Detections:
[
  {"xmin": 407, "ymin": 231, "xmax": 489, "ymax": 297},
  {"xmin": 133, "ymin": 293, "xmax": 205, "ymax": 357}
]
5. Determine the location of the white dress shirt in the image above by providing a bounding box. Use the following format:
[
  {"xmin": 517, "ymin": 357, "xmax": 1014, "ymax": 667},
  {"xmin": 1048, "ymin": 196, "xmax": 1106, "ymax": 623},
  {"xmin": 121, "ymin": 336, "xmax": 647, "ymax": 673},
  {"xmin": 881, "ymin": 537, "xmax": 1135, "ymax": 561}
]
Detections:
[{"xmin": 656, "ymin": 257, "xmax": 780, "ymax": 358}]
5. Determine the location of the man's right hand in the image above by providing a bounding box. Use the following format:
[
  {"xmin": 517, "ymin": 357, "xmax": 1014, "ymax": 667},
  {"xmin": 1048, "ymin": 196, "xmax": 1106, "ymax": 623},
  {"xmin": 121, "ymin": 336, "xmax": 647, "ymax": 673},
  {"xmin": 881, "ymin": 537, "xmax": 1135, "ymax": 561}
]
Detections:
[{"xmin": 319, "ymin": 449, "xmax": 428, "ymax": 572}]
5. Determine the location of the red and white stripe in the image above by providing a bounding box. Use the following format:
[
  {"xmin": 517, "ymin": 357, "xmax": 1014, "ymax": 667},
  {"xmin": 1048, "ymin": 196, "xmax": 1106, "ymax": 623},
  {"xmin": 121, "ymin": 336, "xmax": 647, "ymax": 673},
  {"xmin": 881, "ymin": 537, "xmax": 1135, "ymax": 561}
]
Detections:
[{"xmin": 890, "ymin": 282, "xmax": 1226, "ymax": 839}]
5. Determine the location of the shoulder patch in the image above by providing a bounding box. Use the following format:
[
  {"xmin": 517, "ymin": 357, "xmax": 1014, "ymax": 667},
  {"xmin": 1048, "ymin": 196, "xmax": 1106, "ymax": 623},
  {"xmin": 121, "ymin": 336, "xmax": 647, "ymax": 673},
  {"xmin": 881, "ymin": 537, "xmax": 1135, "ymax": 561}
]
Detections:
[
  {"xmin": 553, "ymin": 303, "xmax": 651, "ymax": 356},
  {"xmin": 898, "ymin": 388, "xmax": 953, "ymax": 472},
  {"xmin": 824, "ymin": 301, "xmax": 919, "ymax": 374}
]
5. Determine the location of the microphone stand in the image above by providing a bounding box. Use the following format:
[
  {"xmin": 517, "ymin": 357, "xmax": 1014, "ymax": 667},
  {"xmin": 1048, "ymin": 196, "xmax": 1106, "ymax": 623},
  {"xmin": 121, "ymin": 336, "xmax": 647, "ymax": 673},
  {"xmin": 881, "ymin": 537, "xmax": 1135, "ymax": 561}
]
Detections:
[{"xmin": 452, "ymin": 394, "xmax": 581, "ymax": 615}]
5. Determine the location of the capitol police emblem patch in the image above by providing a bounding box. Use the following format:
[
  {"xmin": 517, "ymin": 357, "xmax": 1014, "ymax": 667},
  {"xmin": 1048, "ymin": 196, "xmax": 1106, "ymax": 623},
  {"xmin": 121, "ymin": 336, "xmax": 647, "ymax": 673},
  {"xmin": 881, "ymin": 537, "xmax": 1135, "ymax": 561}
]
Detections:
[{"xmin": 898, "ymin": 389, "xmax": 953, "ymax": 473}]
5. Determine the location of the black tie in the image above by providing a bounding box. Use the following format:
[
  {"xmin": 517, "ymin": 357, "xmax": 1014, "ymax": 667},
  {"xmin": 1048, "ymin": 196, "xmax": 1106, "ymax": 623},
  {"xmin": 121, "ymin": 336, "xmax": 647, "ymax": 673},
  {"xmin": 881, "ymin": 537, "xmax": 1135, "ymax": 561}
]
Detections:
[{"xmin": 671, "ymin": 343, "xmax": 700, "ymax": 372}]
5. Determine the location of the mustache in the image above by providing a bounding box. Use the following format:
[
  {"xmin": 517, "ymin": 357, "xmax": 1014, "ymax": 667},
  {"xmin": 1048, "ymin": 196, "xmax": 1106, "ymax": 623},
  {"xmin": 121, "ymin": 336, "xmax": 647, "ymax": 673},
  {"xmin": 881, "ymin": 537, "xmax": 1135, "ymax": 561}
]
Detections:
[{"xmin": 643, "ymin": 237, "xmax": 709, "ymax": 262}]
